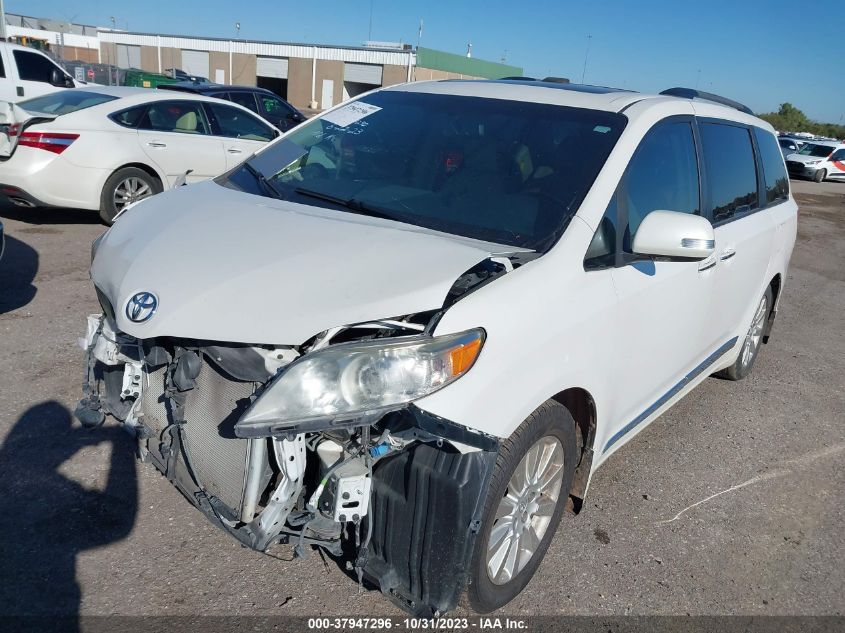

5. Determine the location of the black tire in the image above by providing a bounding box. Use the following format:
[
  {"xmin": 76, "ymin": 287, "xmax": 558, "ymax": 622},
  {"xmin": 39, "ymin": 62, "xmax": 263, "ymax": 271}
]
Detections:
[
  {"xmin": 715, "ymin": 286, "xmax": 773, "ymax": 381},
  {"xmin": 99, "ymin": 167, "xmax": 161, "ymax": 225},
  {"xmin": 466, "ymin": 400, "xmax": 578, "ymax": 613},
  {"xmin": 813, "ymin": 169, "xmax": 826, "ymax": 183}
]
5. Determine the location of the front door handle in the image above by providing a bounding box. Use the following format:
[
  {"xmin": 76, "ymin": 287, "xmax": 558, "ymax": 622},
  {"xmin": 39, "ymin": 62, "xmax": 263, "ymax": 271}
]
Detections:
[
  {"xmin": 720, "ymin": 247, "xmax": 736, "ymax": 261},
  {"xmin": 147, "ymin": 141, "xmax": 167, "ymax": 148},
  {"xmin": 226, "ymin": 147, "xmax": 243, "ymax": 154},
  {"xmin": 698, "ymin": 253, "xmax": 717, "ymax": 272}
]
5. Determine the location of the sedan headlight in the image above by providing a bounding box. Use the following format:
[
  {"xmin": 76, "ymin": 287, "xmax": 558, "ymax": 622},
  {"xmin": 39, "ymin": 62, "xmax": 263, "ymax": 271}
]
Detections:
[
  {"xmin": 807, "ymin": 160, "xmax": 821, "ymax": 165},
  {"xmin": 236, "ymin": 328, "xmax": 484, "ymax": 436}
]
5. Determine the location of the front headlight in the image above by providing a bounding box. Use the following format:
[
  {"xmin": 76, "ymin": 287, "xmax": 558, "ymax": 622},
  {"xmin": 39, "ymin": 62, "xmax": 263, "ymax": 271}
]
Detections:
[
  {"xmin": 236, "ymin": 328, "xmax": 484, "ymax": 436},
  {"xmin": 807, "ymin": 160, "xmax": 821, "ymax": 165}
]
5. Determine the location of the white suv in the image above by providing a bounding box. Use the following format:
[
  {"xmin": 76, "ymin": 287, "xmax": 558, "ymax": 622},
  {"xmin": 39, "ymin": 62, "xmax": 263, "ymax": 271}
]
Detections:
[{"xmin": 77, "ymin": 80, "xmax": 797, "ymax": 615}]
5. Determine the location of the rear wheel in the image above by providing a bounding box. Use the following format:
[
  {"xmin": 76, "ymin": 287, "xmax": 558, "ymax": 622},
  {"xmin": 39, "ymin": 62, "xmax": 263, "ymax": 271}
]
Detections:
[
  {"xmin": 466, "ymin": 400, "xmax": 577, "ymax": 613},
  {"xmin": 716, "ymin": 286, "xmax": 772, "ymax": 381},
  {"xmin": 813, "ymin": 168, "xmax": 827, "ymax": 183},
  {"xmin": 99, "ymin": 167, "xmax": 161, "ymax": 225}
]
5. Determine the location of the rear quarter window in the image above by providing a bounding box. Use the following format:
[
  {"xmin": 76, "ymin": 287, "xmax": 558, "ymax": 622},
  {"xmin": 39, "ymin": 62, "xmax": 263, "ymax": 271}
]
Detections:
[
  {"xmin": 20, "ymin": 90, "xmax": 117, "ymax": 115},
  {"xmin": 699, "ymin": 122, "xmax": 758, "ymax": 222},
  {"xmin": 753, "ymin": 128, "xmax": 789, "ymax": 205},
  {"xmin": 109, "ymin": 105, "xmax": 147, "ymax": 128}
]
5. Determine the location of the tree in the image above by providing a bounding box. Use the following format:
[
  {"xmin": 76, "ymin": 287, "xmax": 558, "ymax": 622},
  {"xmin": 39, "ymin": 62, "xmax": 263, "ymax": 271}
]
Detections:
[{"xmin": 758, "ymin": 103, "xmax": 845, "ymax": 139}]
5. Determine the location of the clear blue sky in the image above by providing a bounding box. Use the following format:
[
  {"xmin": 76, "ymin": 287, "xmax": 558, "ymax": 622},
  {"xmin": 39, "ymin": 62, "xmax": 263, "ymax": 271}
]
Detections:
[{"xmin": 12, "ymin": 0, "xmax": 845, "ymax": 123}]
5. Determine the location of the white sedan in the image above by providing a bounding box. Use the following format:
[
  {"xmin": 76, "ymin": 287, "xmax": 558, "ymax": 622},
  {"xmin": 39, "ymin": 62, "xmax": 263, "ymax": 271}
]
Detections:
[{"xmin": 0, "ymin": 86, "xmax": 279, "ymax": 223}]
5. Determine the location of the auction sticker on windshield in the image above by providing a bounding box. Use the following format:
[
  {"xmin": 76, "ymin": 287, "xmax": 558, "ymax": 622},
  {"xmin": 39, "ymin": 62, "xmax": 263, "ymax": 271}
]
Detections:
[{"xmin": 322, "ymin": 102, "xmax": 382, "ymax": 128}]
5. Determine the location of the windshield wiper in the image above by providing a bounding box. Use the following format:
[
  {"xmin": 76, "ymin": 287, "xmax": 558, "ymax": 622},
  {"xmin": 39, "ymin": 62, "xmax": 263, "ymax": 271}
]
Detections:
[
  {"xmin": 244, "ymin": 162, "xmax": 282, "ymax": 199},
  {"xmin": 294, "ymin": 187, "xmax": 400, "ymax": 221}
]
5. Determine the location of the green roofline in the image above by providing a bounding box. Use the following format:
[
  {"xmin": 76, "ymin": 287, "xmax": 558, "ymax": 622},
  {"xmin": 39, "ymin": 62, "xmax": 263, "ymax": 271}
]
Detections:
[{"xmin": 416, "ymin": 47, "xmax": 522, "ymax": 79}]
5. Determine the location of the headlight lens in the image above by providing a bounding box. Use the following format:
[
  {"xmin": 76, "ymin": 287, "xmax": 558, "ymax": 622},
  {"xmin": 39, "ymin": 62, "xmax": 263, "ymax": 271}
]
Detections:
[
  {"xmin": 807, "ymin": 160, "xmax": 821, "ymax": 165},
  {"xmin": 236, "ymin": 328, "xmax": 484, "ymax": 434}
]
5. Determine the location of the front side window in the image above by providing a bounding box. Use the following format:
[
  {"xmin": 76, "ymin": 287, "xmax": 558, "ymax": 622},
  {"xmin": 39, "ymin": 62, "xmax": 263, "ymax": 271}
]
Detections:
[
  {"xmin": 207, "ymin": 103, "xmax": 274, "ymax": 141},
  {"xmin": 830, "ymin": 149, "xmax": 845, "ymax": 162},
  {"xmin": 699, "ymin": 122, "xmax": 758, "ymax": 222},
  {"xmin": 584, "ymin": 120, "xmax": 699, "ymax": 268},
  {"xmin": 0, "ymin": 52, "xmax": 5, "ymax": 78},
  {"xmin": 753, "ymin": 128, "xmax": 789, "ymax": 204},
  {"xmin": 20, "ymin": 90, "xmax": 117, "ymax": 115},
  {"xmin": 14, "ymin": 50, "xmax": 63, "ymax": 83},
  {"xmin": 261, "ymin": 95, "xmax": 292, "ymax": 116},
  {"xmin": 139, "ymin": 101, "xmax": 210, "ymax": 135},
  {"xmin": 223, "ymin": 91, "xmax": 626, "ymax": 250},
  {"xmin": 623, "ymin": 121, "xmax": 699, "ymax": 247}
]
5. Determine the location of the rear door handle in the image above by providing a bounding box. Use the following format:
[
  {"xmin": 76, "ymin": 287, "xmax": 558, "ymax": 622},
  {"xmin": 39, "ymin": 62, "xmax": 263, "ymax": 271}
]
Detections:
[
  {"xmin": 720, "ymin": 247, "xmax": 736, "ymax": 261},
  {"xmin": 226, "ymin": 148, "xmax": 243, "ymax": 154},
  {"xmin": 147, "ymin": 141, "xmax": 167, "ymax": 148}
]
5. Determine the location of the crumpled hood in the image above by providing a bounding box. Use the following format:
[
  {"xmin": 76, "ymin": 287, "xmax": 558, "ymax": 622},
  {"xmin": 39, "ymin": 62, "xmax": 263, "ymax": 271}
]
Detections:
[{"xmin": 92, "ymin": 181, "xmax": 513, "ymax": 344}]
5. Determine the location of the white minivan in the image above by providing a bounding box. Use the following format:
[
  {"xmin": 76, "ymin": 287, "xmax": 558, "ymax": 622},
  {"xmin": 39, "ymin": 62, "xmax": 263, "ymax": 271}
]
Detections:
[
  {"xmin": 0, "ymin": 42, "xmax": 81, "ymax": 102},
  {"xmin": 77, "ymin": 81, "xmax": 797, "ymax": 615}
]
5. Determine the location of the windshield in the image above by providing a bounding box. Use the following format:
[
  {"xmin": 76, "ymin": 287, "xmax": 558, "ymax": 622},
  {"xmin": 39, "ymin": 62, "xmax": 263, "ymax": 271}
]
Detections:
[
  {"xmin": 19, "ymin": 90, "xmax": 117, "ymax": 116},
  {"xmin": 223, "ymin": 90, "xmax": 626, "ymax": 249},
  {"xmin": 797, "ymin": 143, "xmax": 834, "ymax": 158}
]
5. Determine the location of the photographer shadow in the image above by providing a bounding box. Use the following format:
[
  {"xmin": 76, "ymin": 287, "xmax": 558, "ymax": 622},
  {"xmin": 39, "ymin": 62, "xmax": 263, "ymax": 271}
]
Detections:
[{"xmin": 0, "ymin": 401, "xmax": 138, "ymax": 629}]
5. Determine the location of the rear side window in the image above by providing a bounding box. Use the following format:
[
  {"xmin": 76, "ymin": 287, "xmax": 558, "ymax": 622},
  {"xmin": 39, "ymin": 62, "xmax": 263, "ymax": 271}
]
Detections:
[
  {"xmin": 139, "ymin": 101, "xmax": 210, "ymax": 134},
  {"xmin": 699, "ymin": 123, "xmax": 758, "ymax": 222},
  {"xmin": 753, "ymin": 128, "xmax": 789, "ymax": 204},
  {"xmin": 14, "ymin": 50, "xmax": 60, "ymax": 82},
  {"xmin": 110, "ymin": 105, "xmax": 147, "ymax": 128},
  {"xmin": 229, "ymin": 92, "xmax": 260, "ymax": 113},
  {"xmin": 207, "ymin": 103, "xmax": 273, "ymax": 141}
]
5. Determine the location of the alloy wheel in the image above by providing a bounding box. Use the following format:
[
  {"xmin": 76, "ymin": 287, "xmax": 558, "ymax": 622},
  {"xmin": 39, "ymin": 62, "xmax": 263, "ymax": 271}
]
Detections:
[
  {"xmin": 740, "ymin": 294, "xmax": 768, "ymax": 369},
  {"xmin": 486, "ymin": 436, "xmax": 564, "ymax": 585},
  {"xmin": 113, "ymin": 176, "xmax": 152, "ymax": 211}
]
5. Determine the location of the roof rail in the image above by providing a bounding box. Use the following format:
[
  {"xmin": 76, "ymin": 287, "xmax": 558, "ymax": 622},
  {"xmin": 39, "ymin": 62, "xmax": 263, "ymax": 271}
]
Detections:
[{"xmin": 659, "ymin": 87, "xmax": 753, "ymax": 115}]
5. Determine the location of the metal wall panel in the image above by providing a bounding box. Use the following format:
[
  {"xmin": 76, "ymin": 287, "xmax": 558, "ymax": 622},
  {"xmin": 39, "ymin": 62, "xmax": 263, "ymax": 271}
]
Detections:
[
  {"xmin": 116, "ymin": 44, "xmax": 141, "ymax": 69},
  {"xmin": 344, "ymin": 62, "xmax": 383, "ymax": 85},
  {"xmin": 256, "ymin": 56, "xmax": 288, "ymax": 79},
  {"xmin": 181, "ymin": 49, "xmax": 210, "ymax": 77}
]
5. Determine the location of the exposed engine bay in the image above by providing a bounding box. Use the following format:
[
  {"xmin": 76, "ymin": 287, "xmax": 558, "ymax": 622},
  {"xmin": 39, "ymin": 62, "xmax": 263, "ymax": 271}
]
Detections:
[{"xmin": 75, "ymin": 264, "xmax": 510, "ymax": 615}]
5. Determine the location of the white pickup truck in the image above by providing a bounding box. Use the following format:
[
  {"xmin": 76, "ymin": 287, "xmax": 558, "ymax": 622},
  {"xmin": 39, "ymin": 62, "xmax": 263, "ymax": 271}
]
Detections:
[{"xmin": 0, "ymin": 42, "xmax": 81, "ymax": 102}]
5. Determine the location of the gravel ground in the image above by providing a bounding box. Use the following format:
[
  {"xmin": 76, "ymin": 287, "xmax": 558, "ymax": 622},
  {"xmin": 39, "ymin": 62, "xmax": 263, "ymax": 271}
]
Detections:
[{"xmin": 0, "ymin": 179, "xmax": 843, "ymax": 619}]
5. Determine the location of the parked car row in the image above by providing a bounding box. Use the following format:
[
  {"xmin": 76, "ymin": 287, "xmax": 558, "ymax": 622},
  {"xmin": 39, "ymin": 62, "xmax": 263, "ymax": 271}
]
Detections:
[
  {"xmin": 1, "ymin": 87, "xmax": 280, "ymax": 223},
  {"xmin": 74, "ymin": 81, "xmax": 796, "ymax": 615},
  {"xmin": 784, "ymin": 141, "xmax": 845, "ymax": 183}
]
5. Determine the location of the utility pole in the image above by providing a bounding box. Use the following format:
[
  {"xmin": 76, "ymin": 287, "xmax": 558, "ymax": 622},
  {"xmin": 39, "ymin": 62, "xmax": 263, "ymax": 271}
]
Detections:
[
  {"xmin": 580, "ymin": 34, "xmax": 591, "ymax": 84},
  {"xmin": 368, "ymin": 0, "xmax": 373, "ymax": 41},
  {"xmin": 695, "ymin": 68, "xmax": 701, "ymax": 90},
  {"xmin": 0, "ymin": 0, "xmax": 7, "ymax": 41}
]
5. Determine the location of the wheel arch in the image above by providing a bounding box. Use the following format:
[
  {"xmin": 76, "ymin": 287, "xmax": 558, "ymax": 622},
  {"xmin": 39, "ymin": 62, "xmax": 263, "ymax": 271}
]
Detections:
[
  {"xmin": 107, "ymin": 162, "xmax": 165, "ymax": 188},
  {"xmin": 763, "ymin": 273, "xmax": 782, "ymax": 343},
  {"xmin": 551, "ymin": 386, "xmax": 597, "ymax": 513}
]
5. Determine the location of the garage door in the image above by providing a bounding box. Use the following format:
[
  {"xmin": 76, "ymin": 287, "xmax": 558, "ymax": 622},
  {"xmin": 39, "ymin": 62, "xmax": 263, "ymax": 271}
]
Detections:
[
  {"xmin": 256, "ymin": 57, "xmax": 288, "ymax": 79},
  {"xmin": 344, "ymin": 63, "xmax": 383, "ymax": 86},
  {"xmin": 181, "ymin": 50, "xmax": 210, "ymax": 78},
  {"xmin": 116, "ymin": 44, "xmax": 141, "ymax": 69}
]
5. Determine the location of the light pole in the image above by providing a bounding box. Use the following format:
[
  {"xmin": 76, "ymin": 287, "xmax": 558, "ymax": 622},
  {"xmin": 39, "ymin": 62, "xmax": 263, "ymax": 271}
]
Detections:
[
  {"xmin": 580, "ymin": 34, "xmax": 591, "ymax": 84},
  {"xmin": 0, "ymin": 0, "xmax": 7, "ymax": 41},
  {"xmin": 695, "ymin": 68, "xmax": 701, "ymax": 90}
]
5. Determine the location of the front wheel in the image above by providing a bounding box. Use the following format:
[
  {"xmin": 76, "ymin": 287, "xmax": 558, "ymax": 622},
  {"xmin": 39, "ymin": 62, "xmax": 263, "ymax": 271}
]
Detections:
[
  {"xmin": 813, "ymin": 169, "xmax": 827, "ymax": 183},
  {"xmin": 466, "ymin": 400, "xmax": 577, "ymax": 613},
  {"xmin": 99, "ymin": 167, "xmax": 161, "ymax": 225}
]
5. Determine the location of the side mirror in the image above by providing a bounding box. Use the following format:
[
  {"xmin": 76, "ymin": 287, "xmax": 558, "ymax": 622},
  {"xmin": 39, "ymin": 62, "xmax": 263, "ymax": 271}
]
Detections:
[
  {"xmin": 632, "ymin": 210, "xmax": 715, "ymax": 260},
  {"xmin": 49, "ymin": 68, "xmax": 71, "ymax": 88}
]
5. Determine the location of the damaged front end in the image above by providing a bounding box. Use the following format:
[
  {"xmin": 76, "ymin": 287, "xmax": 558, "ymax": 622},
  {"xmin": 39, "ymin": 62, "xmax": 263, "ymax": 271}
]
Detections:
[{"xmin": 76, "ymin": 296, "xmax": 502, "ymax": 615}]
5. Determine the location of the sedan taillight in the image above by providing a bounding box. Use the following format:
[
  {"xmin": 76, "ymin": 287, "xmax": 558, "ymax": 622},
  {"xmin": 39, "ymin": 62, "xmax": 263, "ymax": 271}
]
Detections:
[{"xmin": 18, "ymin": 132, "xmax": 79, "ymax": 154}]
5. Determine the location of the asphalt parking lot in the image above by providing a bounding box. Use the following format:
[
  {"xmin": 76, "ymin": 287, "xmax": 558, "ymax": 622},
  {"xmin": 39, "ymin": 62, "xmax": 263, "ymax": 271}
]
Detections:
[{"xmin": 0, "ymin": 179, "xmax": 843, "ymax": 619}]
